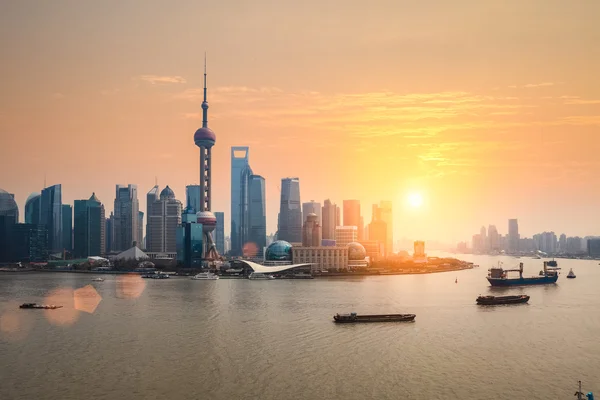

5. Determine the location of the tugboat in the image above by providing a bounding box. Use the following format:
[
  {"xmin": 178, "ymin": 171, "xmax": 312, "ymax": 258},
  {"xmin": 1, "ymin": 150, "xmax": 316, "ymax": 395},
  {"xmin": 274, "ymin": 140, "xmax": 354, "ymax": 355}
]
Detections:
[
  {"xmin": 567, "ymin": 268, "xmax": 576, "ymax": 279},
  {"xmin": 333, "ymin": 312, "xmax": 415, "ymax": 323},
  {"xmin": 476, "ymin": 295, "xmax": 529, "ymax": 305},
  {"xmin": 487, "ymin": 262, "xmax": 558, "ymax": 286},
  {"xmin": 20, "ymin": 303, "xmax": 63, "ymax": 310}
]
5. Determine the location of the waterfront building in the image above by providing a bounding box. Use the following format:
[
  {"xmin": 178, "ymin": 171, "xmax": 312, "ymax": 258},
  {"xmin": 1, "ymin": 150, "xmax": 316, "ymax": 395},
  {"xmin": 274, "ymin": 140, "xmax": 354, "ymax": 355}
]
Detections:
[
  {"xmin": 185, "ymin": 185, "xmax": 201, "ymax": 213},
  {"xmin": 41, "ymin": 184, "xmax": 62, "ymax": 253},
  {"xmin": 335, "ymin": 226, "xmax": 358, "ymax": 247},
  {"xmin": 508, "ymin": 219, "xmax": 519, "ymax": 253},
  {"xmin": 277, "ymin": 177, "xmax": 302, "ymax": 243},
  {"xmin": 215, "ymin": 212, "xmax": 225, "ymax": 255},
  {"xmin": 558, "ymin": 233, "xmax": 567, "ymax": 253},
  {"xmin": 321, "ymin": 239, "xmax": 336, "ymax": 246},
  {"xmin": 292, "ymin": 246, "xmax": 349, "ymax": 272},
  {"xmin": 248, "ymin": 175, "xmax": 266, "ymax": 257},
  {"xmin": 192, "ymin": 58, "xmax": 219, "ymax": 260},
  {"xmin": 347, "ymin": 242, "xmax": 368, "ymax": 269},
  {"xmin": 378, "ymin": 201, "xmax": 393, "ymax": 255},
  {"xmin": 343, "ymin": 200, "xmax": 361, "ymax": 239},
  {"xmin": 566, "ymin": 236, "xmax": 584, "ymax": 254},
  {"xmin": 321, "ymin": 199, "xmax": 338, "ymax": 240},
  {"xmin": 113, "ymin": 184, "xmax": 139, "ymax": 252},
  {"xmin": 302, "ymin": 201, "xmax": 321, "ymax": 224},
  {"xmin": 73, "ymin": 193, "xmax": 106, "ymax": 258},
  {"xmin": 302, "ymin": 213, "xmax": 322, "ymax": 247},
  {"xmin": 369, "ymin": 204, "xmax": 387, "ymax": 256},
  {"xmin": 11, "ymin": 223, "xmax": 48, "ymax": 262},
  {"xmin": 62, "ymin": 204, "xmax": 72, "ymax": 252},
  {"xmin": 0, "ymin": 189, "xmax": 19, "ymax": 261},
  {"xmin": 25, "ymin": 192, "xmax": 41, "ymax": 224},
  {"xmin": 533, "ymin": 231, "xmax": 558, "ymax": 254},
  {"xmin": 176, "ymin": 206, "xmax": 204, "ymax": 268},
  {"xmin": 587, "ymin": 238, "xmax": 600, "ymax": 258},
  {"xmin": 147, "ymin": 186, "xmax": 182, "ymax": 253},
  {"xmin": 359, "ymin": 240, "xmax": 382, "ymax": 262},
  {"xmin": 231, "ymin": 146, "xmax": 251, "ymax": 256},
  {"xmin": 138, "ymin": 211, "xmax": 144, "ymax": 249}
]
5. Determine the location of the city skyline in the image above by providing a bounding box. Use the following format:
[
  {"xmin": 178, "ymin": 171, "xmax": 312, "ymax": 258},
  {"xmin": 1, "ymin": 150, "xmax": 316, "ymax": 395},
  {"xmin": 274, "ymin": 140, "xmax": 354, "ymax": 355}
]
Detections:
[{"xmin": 2, "ymin": 1, "xmax": 600, "ymax": 242}]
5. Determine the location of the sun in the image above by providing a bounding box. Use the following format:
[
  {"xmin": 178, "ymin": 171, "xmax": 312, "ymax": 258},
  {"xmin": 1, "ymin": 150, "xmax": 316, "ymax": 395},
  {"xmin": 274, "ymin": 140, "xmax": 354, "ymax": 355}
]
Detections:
[{"xmin": 407, "ymin": 192, "xmax": 423, "ymax": 208}]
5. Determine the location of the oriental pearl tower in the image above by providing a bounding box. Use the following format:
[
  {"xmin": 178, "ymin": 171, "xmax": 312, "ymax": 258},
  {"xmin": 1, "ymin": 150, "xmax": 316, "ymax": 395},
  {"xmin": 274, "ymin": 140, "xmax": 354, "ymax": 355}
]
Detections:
[{"xmin": 194, "ymin": 56, "xmax": 220, "ymax": 260}]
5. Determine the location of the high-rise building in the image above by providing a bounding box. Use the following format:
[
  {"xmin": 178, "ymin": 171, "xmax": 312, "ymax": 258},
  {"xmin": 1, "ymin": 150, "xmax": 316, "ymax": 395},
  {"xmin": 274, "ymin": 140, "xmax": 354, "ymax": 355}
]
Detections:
[
  {"xmin": 193, "ymin": 58, "xmax": 219, "ymax": 260},
  {"xmin": 479, "ymin": 226, "xmax": 487, "ymax": 252},
  {"xmin": 176, "ymin": 207, "xmax": 204, "ymax": 268},
  {"xmin": 185, "ymin": 185, "xmax": 201, "ymax": 213},
  {"xmin": 588, "ymin": 238, "xmax": 600, "ymax": 258},
  {"xmin": 231, "ymin": 146, "xmax": 252, "ymax": 255},
  {"xmin": 147, "ymin": 186, "xmax": 182, "ymax": 253},
  {"xmin": 302, "ymin": 213, "xmax": 322, "ymax": 247},
  {"xmin": 558, "ymin": 234, "xmax": 567, "ymax": 253},
  {"xmin": 248, "ymin": 175, "xmax": 266, "ymax": 257},
  {"xmin": 62, "ymin": 204, "xmax": 72, "ymax": 252},
  {"xmin": 215, "ymin": 212, "xmax": 225, "ymax": 255},
  {"xmin": 488, "ymin": 225, "xmax": 500, "ymax": 251},
  {"xmin": 138, "ymin": 211, "xmax": 144, "ymax": 248},
  {"xmin": 25, "ymin": 192, "xmax": 41, "ymax": 224},
  {"xmin": 321, "ymin": 199, "xmax": 338, "ymax": 240},
  {"xmin": 113, "ymin": 184, "xmax": 139, "ymax": 251},
  {"xmin": 378, "ymin": 201, "xmax": 393, "ymax": 255},
  {"xmin": 368, "ymin": 204, "xmax": 387, "ymax": 256},
  {"xmin": 302, "ymin": 201, "xmax": 321, "ymax": 224},
  {"xmin": 105, "ymin": 214, "xmax": 113, "ymax": 253},
  {"xmin": 414, "ymin": 241, "xmax": 426, "ymax": 258},
  {"xmin": 335, "ymin": 226, "xmax": 358, "ymax": 247},
  {"xmin": 40, "ymin": 184, "xmax": 62, "ymax": 253},
  {"xmin": 11, "ymin": 223, "xmax": 48, "ymax": 262},
  {"xmin": 146, "ymin": 185, "xmax": 159, "ymax": 252},
  {"xmin": 74, "ymin": 193, "xmax": 106, "ymax": 258},
  {"xmin": 0, "ymin": 188, "xmax": 20, "ymax": 261},
  {"xmin": 277, "ymin": 177, "xmax": 302, "ymax": 243},
  {"xmin": 343, "ymin": 200, "xmax": 361, "ymax": 239},
  {"xmin": 508, "ymin": 219, "xmax": 519, "ymax": 253}
]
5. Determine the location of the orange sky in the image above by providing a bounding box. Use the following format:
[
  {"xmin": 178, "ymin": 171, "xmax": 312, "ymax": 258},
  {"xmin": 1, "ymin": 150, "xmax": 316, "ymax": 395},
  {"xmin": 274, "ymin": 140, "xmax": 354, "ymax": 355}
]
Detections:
[{"xmin": 1, "ymin": 1, "xmax": 599, "ymax": 244}]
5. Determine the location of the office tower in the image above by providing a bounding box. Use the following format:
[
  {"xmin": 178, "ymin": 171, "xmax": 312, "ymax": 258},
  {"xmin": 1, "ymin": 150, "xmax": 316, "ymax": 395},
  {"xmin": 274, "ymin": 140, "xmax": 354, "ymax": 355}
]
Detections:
[
  {"xmin": 138, "ymin": 212, "xmax": 144, "ymax": 248},
  {"xmin": 105, "ymin": 216, "xmax": 113, "ymax": 253},
  {"xmin": 177, "ymin": 206, "xmax": 204, "ymax": 267},
  {"xmin": 378, "ymin": 201, "xmax": 393, "ymax": 255},
  {"xmin": 302, "ymin": 213, "xmax": 321, "ymax": 247},
  {"xmin": 11, "ymin": 223, "xmax": 48, "ymax": 262},
  {"xmin": 25, "ymin": 192, "xmax": 41, "ymax": 224},
  {"xmin": 231, "ymin": 146, "xmax": 252, "ymax": 255},
  {"xmin": 193, "ymin": 58, "xmax": 219, "ymax": 260},
  {"xmin": 508, "ymin": 219, "xmax": 519, "ymax": 253},
  {"xmin": 335, "ymin": 226, "xmax": 358, "ymax": 247},
  {"xmin": 321, "ymin": 199, "xmax": 338, "ymax": 240},
  {"xmin": 147, "ymin": 186, "xmax": 182, "ymax": 253},
  {"xmin": 488, "ymin": 225, "xmax": 500, "ymax": 251},
  {"xmin": 62, "ymin": 204, "xmax": 72, "ymax": 252},
  {"xmin": 302, "ymin": 200, "xmax": 321, "ymax": 224},
  {"xmin": 479, "ymin": 226, "xmax": 487, "ymax": 252},
  {"xmin": 215, "ymin": 212, "xmax": 225, "ymax": 255},
  {"xmin": 343, "ymin": 200, "xmax": 361, "ymax": 239},
  {"xmin": 368, "ymin": 205, "xmax": 387, "ymax": 256},
  {"xmin": 277, "ymin": 177, "xmax": 302, "ymax": 243},
  {"xmin": 588, "ymin": 238, "xmax": 600, "ymax": 258},
  {"xmin": 558, "ymin": 234, "xmax": 567, "ymax": 252},
  {"xmin": 113, "ymin": 184, "xmax": 139, "ymax": 251},
  {"xmin": 40, "ymin": 184, "xmax": 62, "ymax": 253},
  {"xmin": 74, "ymin": 193, "xmax": 106, "ymax": 257},
  {"xmin": 0, "ymin": 189, "xmax": 19, "ymax": 261},
  {"xmin": 185, "ymin": 185, "xmax": 201, "ymax": 213},
  {"xmin": 146, "ymin": 185, "xmax": 159, "ymax": 252},
  {"xmin": 248, "ymin": 175, "xmax": 266, "ymax": 257}
]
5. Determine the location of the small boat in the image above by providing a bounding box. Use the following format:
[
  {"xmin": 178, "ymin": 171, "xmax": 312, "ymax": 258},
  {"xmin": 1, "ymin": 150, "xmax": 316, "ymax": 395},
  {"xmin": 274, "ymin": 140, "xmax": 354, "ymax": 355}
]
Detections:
[
  {"xmin": 476, "ymin": 295, "xmax": 530, "ymax": 305},
  {"xmin": 575, "ymin": 380, "xmax": 594, "ymax": 400},
  {"xmin": 248, "ymin": 272, "xmax": 275, "ymax": 280},
  {"xmin": 92, "ymin": 277, "xmax": 104, "ymax": 282},
  {"xmin": 150, "ymin": 273, "xmax": 169, "ymax": 279},
  {"xmin": 333, "ymin": 312, "xmax": 416, "ymax": 323},
  {"xmin": 20, "ymin": 303, "xmax": 63, "ymax": 310},
  {"xmin": 191, "ymin": 272, "xmax": 219, "ymax": 280},
  {"xmin": 567, "ymin": 268, "xmax": 576, "ymax": 279}
]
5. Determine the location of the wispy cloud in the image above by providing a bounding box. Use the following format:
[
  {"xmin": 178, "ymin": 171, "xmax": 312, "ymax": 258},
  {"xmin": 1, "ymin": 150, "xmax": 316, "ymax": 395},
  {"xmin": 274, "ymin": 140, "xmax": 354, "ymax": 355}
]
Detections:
[
  {"xmin": 136, "ymin": 75, "xmax": 187, "ymax": 85},
  {"xmin": 509, "ymin": 82, "xmax": 557, "ymax": 89}
]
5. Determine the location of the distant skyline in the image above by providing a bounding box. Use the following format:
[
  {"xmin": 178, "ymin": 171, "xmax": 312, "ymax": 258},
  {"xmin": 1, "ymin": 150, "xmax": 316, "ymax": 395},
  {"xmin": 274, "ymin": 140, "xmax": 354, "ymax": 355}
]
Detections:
[{"xmin": 1, "ymin": 1, "xmax": 600, "ymax": 242}]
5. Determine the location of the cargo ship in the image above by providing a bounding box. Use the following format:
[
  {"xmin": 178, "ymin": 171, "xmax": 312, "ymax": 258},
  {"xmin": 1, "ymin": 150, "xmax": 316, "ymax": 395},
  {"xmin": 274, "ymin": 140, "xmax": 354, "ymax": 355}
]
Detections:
[{"xmin": 486, "ymin": 262, "xmax": 558, "ymax": 287}]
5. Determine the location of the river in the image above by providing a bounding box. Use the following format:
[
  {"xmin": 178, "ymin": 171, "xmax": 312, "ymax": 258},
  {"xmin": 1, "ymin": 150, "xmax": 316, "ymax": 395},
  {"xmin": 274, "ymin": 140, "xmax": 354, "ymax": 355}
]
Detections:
[{"xmin": 1, "ymin": 254, "xmax": 598, "ymax": 399}]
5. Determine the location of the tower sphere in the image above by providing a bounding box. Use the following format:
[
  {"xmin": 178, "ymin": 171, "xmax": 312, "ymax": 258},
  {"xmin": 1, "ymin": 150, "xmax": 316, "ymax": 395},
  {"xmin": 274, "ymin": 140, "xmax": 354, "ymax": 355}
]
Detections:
[
  {"xmin": 197, "ymin": 210, "xmax": 217, "ymax": 233},
  {"xmin": 194, "ymin": 127, "xmax": 216, "ymax": 148}
]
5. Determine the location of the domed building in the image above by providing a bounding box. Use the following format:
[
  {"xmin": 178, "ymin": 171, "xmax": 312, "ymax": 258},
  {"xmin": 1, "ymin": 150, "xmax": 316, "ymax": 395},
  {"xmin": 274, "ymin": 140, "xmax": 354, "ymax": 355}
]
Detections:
[
  {"xmin": 159, "ymin": 185, "xmax": 175, "ymax": 200},
  {"xmin": 264, "ymin": 240, "xmax": 293, "ymax": 265},
  {"xmin": 0, "ymin": 188, "xmax": 19, "ymax": 222},
  {"xmin": 347, "ymin": 242, "xmax": 368, "ymax": 269}
]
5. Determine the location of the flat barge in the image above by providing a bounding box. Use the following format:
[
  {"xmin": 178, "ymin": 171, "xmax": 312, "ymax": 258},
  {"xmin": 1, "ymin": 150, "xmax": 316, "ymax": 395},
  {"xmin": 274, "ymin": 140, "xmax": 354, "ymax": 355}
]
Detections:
[
  {"xmin": 476, "ymin": 295, "xmax": 530, "ymax": 305},
  {"xmin": 20, "ymin": 303, "xmax": 63, "ymax": 310},
  {"xmin": 333, "ymin": 312, "xmax": 415, "ymax": 323}
]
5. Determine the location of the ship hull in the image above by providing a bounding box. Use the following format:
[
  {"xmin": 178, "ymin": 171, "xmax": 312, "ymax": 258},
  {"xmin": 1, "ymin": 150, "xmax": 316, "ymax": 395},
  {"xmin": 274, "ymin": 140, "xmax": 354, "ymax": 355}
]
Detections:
[{"xmin": 487, "ymin": 275, "xmax": 558, "ymax": 286}]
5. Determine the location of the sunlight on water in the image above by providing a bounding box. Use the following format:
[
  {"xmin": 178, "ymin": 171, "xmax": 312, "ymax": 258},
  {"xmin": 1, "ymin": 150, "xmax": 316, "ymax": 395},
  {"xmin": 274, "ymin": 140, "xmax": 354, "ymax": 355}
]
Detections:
[
  {"xmin": 74, "ymin": 285, "xmax": 102, "ymax": 314},
  {"xmin": 116, "ymin": 274, "xmax": 146, "ymax": 299},
  {"xmin": 44, "ymin": 287, "xmax": 79, "ymax": 326}
]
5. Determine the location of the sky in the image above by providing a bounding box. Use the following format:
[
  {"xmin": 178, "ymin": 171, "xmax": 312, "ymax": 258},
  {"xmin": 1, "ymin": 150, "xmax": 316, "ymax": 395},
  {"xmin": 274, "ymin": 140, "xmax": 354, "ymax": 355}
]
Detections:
[{"xmin": 1, "ymin": 0, "xmax": 599, "ymax": 244}]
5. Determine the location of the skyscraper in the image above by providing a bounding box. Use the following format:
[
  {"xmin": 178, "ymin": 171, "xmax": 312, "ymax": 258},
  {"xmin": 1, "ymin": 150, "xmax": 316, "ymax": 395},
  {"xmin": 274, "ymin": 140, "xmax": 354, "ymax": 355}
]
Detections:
[
  {"xmin": 147, "ymin": 186, "xmax": 182, "ymax": 253},
  {"xmin": 302, "ymin": 213, "xmax": 321, "ymax": 247},
  {"xmin": 479, "ymin": 226, "xmax": 487, "ymax": 252},
  {"xmin": 193, "ymin": 56, "xmax": 219, "ymax": 260},
  {"xmin": 248, "ymin": 175, "xmax": 266, "ymax": 256},
  {"xmin": 74, "ymin": 193, "xmax": 105, "ymax": 258},
  {"xmin": 11, "ymin": 223, "xmax": 47, "ymax": 262},
  {"xmin": 508, "ymin": 219, "xmax": 519, "ymax": 253},
  {"xmin": 231, "ymin": 146, "xmax": 252, "ymax": 255},
  {"xmin": 302, "ymin": 201, "xmax": 321, "ymax": 224},
  {"xmin": 0, "ymin": 188, "xmax": 19, "ymax": 261},
  {"xmin": 185, "ymin": 185, "xmax": 201, "ymax": 212},
  {"xmin": 379, "ymin": 201, "xmax": 393, "ymax": 256},
  {"xmin": 277, "ymin": 177, "xmax": 302, "ymax": 243},
  {"xmin": 369, "ymin": 204, "xmax": 387, "ymax": 256},
  {"xmin": 488, "ymin": 225, "xmax": 500, "ymax": 251},
  {"xmin": 105, "ymin": 214, "xmax": 113, "ymax": 253},
  {"xmin": 138, "ymin": 211, "xmax": 144, "ymax": 248},
  {"xmin": 321, "ymin": 199, "xmax": 338, "ymax": 240},
  {"xmin": 62, "ymin": 204, "xmax": 72, "ymax": 252},
  {"xmin": 215, "ymin": 211, "xmax": 225, "ymax": 255},
  {"xmin": 25, "ymin": 192, "xmax": 41, "ymax": 225},
  {"xmin": 113, "ymin": 184, "xmax": 139, "ymax": 251},
  {"xmin": 146, "ymin": 185, "xmax": 159, "ymax": 252},
  {"xmin": 40, "ymin": 184, "xmax": 62, "ymax": 253},
  {"xmin": 343, "ymin": 200, "xmax": 361, "ymax": 238}
]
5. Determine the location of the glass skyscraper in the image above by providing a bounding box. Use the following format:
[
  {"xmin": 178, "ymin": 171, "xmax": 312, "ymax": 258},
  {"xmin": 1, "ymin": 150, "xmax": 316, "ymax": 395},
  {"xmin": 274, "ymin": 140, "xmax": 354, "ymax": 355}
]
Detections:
[
  {"xmin": 215, "ymin": 211, "xmax": 225, "ymax": 256},
  {"xmin": 40, "ymin": 184, "xmax": 62, "ymax": 253},
  {"xmin": 74, "ymin": 193, "xmax": 105, "ymax": 258},
  {"xmin": 185, "ymin": 185, "xmax": 201, "ymax": 213},
  {"xmin": 231, "ymin": 146, "xmax": 252, "ymax": 256},
  {"xmin": 113, "ymin": 184, "xmax": 139, "ymax": 251},
  {"xmin": 62, "ymin": 204, "xmax": 72, "ymax": 252},
  {"xmin": 25, "ymin": 192, "xmax": 41, "ymax": 225},
  {"xmin": 277, "ymin": 177, "xmax": 302, "ymax": 243},
  {"xmin": 248, "ymin": 175, "xmax": 266, "ymax": 257}
]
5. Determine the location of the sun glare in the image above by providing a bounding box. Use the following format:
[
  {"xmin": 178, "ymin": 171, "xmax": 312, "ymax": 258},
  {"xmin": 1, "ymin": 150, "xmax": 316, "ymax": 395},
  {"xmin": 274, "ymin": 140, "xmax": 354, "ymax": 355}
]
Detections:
[{"xmin": 407, "ymin": 192, "xmax": 424, "ymax": 208}]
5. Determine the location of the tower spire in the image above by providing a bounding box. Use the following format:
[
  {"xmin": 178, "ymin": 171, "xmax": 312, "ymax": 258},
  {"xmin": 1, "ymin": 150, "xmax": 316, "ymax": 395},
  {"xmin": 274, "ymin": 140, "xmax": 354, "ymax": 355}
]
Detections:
[{"xmin": 202, "ymin": 52, "xmax": 208, "ymax": 128}]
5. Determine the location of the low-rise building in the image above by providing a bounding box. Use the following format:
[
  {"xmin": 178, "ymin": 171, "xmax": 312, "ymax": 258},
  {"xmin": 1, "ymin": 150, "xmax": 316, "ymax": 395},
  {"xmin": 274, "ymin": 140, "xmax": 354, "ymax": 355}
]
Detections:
[{"xmin": 292, "ymin": 246, "xmax": 348, "ymax": 272}]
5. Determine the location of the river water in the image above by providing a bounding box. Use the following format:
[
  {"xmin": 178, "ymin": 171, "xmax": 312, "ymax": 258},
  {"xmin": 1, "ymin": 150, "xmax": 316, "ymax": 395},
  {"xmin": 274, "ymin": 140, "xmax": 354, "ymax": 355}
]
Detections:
[{"xmin": 1, "ymin": 254, "xmax": 598, "ymax": 399}]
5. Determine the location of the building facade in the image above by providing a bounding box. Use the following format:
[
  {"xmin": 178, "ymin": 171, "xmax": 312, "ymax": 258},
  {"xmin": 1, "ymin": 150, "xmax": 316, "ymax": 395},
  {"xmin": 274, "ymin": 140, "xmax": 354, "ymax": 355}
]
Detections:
[
  {"xmin": 62, "ymin": 204, "xmax": 72, "ymax": 252},
  {"xmin": 369, "ymin": 204, "xmax": 388, "ymax": 256},
  {"xmin": 73, "ymin": 193, "xmax": 106, "ymax": 258},
  {"xmin": 335, "ymin": 226, "xmax": 358, "ymax": 247},
  {"xmin": 138, "ymin": 212, "xmax": 144, "ymax": 248},
  {"xmin": 248, "ymin": 175, "xmax": 266, "ymax": 257},
  {"xmin": 378, "ymin": 201, "xmax": 393, "ymax": 255},
  {"xmin": 292, "ymin": 246, "xmax": 348, "ymax": 272},
  {"xmin": 231, "ymin": 146, "xmax": 252, "ymax": 256},
  {"xmin": 11, "ymin": 223, "xmax": 48, "ymax": 262},
  {"xmin": 587, "ymin": 238, "xmax": 600, "ymax": 258},
  {"xmin": 147, "ymin": 186, "xmax": 182, "ymax": 253},
  {"xmin": 215, "ymin": 211, "xmax": 225, "ymax": 256},
  {"xmin": 508, "ymin": 219, "xmax": 519, "ymax": 253},
  {"xmin": 277, "ymin": 177, "xmax": 302, "ymax": 243},
  {"xmin": 321, "ymin": 199, "xmax": 338, "ymax": 240},
  {"xmin": 113, "ymin": 184, "xmax": 139, "ymax": 251},
  {"xmin": 40, "ymin": 184, "xmax": 62, "ymax": 253},
  {"xmin": 343, "ymin": 200, "xmax": 362, "ymax": 240},
  {"xmin": 0, "ymin": 189, "xmax": 20, "ymax": 261},
  {"xmin": 302, "ymin": 213, "xmax": 322, "ymax": 247},
  {"xmin": 302, "ymin": 201, "xmax": 321, "ymax": 224},
  {"xmin": 176, "ymin": 207, "xmax": 204, "ymax": 268},
  {"xmin": 185, "ymin": 185, "xmax": 201, "ymax": 213},
  {"xmin": 25, "ymin": 192, "xmax": 41, "ymax": 225}
]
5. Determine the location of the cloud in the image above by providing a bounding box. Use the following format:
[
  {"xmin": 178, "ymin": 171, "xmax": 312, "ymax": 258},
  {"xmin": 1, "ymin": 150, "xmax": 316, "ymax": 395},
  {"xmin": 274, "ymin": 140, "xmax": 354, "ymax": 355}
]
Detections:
[
  {"xmin": 509, "ymin": 82, "xmax": 557, "ymax": 89},
  {"xmin": 136, "ymin": 75, "xmax": 187, "ymax": 85}
]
